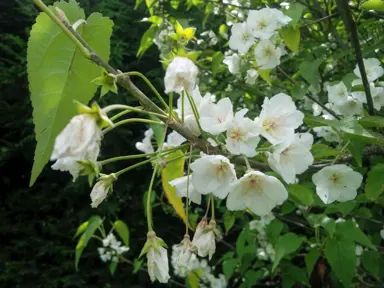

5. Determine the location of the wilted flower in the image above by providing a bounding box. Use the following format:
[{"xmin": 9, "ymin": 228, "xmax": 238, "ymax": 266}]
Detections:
[
  {"xmin": 90, "ymin": 173, "xmax": 116, "ymax": 208},
  {"xmin": 192, "ymin": 218, "xmax": 217, "ymax": 260}
]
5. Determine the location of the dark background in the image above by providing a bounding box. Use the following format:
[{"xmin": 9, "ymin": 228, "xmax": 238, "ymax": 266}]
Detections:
[{"xmin": 0, "ymin": 1, "xmax": 183, "ymax": 286}]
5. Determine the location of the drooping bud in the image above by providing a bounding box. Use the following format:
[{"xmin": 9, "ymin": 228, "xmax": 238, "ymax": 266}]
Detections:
[
  {"xmin": 90, "ymin": 173, "xmax": 117, "ymax": 208},
  {"xmin": 192, "ymin": 217, "xmax": 217, "ymax": 260},
  {"xmin": 140, "ymin": 231, "xmax": 170, "ymax": 283},
  {"xmin": 175, "ymin": 234, "xmax": 197, "ymax": 268}
]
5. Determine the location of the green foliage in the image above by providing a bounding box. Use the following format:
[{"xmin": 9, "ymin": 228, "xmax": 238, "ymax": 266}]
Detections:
[
  {"xmin": 113, "ymin": 220, "xmax": 130, "ymax": 246},
  {"xmin": 27, "ymin": 0, "xmax": 113, "ymax": 185},
  {"xmin": 273, "ymin": 233, "xmax": 303, "ymax": 272},
  {"xmin": 365, "ymin": 163, "xmax": 384, "ymax": 200}
]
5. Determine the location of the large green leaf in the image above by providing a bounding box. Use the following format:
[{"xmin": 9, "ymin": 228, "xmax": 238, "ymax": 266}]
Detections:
[
  {"xmin": 281, "ymin": 26, "xmax": 300, "ymax": 53},
  {"xmin": 305, "ymin": 247, "xmax": 320, "ymax": 277},
  {"xmin": 28, "ymin": 0, "xmax": 113, "ymax": 185},
  {"xmin": 272, "ymin": 233, "xmax": 303, "ymax": 272},
  {"xmin": 75, "ymin": 215, "xmax": 103, "ymax": 270},
  {"xmin": 299, "ymin": 59, "xmax": 321, "ymax": 88},
  {"xmin": 325, "ymin": 237, "xmax": 356, "ymax": 287},
  {"xmin": 287, "ymin": 184, "xmax": 314, "ymax": 206},
  {"xmin": 335, "ymin": 220, "xmax": 376, "ymax": 250},
  {"xmin": 283, "ymin": 3, "xmax": 305, "ymax": 28},
  {"xmin": 365, "ymin": 163, "xmax": 384, "ymax": 200}
]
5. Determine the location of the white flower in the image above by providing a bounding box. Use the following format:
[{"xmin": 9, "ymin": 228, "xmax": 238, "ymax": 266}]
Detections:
[
  {"xmin": 254, "ymin": 40, "xmax": 283, "ymax": 69},
  {"xmin": 312, "ymin": 164, "xmax": 363, "ymax": 204},
  {"xmin": 313, "ymin": 114, "xmax": 341, "ymax": 143},
  {"xmin": 256, "ymin": 93, "xmax": 304, "ymax": 144},
  {"xmin": 169, "ymin": 175, "xmax": 202, "ymax": 205},
  {"xmin": 147, "ymin": 246, "xmax": 170, "ymax": 283},
  {"xmin": 354, "ymin": 58, "xmax": 384, "ymax": 82},
  {"xmin": 192, "ymin": 218, "xmax": 216, "ymax": 260},
  {"xmin": 164, "ymin": 57, "xmax": 198, "ymax": 94},
  {"xmin": 164, "ymin": 131, "xmax": 186, "ymax": 148},
  {"xmin": 268, "ymin": 133, "xmax": 314, "ymax": 184},
  {"xmin": 225, "ymin": 109, "xmax": 260, "ymax": 157},
  {"xmin": 226, "ymin": 171, "xmax": 288, "ymax": 216},
  {"xmin": 247, "ymin": 9, "xmax": 278, "ymax": 39},
  {"xmin": 327, "ymin": 82, "xmax": 348, "ymax": 105},
  {"xmin": 355, "ymin": 245, "xmax": 363, "ymax": 256},
  {"xmin": 136, "ymin": 128, "xmax": 154, "ymax": 154},
  {"xmin": 190, "ymin": 154, "xmax": 236, "ymax": 198},
  {"xmin": 229, "ymin": 22, "xmax": 255, "ymax": 53},
  {"xmin": 245, "ymin": 69, "xmax": 259, "ymax": 84},
  {"xmin": 334, "ymin": 96, "xmax": 363, "ymax": 116},
  {"xmin": 223, "ymin": 54, "xmax": 241, "ymax": 74},
  {"xmin": 269, "ymin": 8, "xmax": 292, "ymax": 27},
  {"xmin": 90, "ymin": 174, "xmax": 116, "ymax": 208},
  {"xmin": 351, "ymin": 84, "xmax": 384, "ymax": 111},
  {"xmin": 380, "ymin": 228, "xmax": 384, "ymax": 240},
  {"xmin": 176, "ymin": 86, "xmax": 212, "ymax": 136},
  {"xmin": 51, "ymin": 114, "xmax": 101, "ymax": 179},
  {"xmin": 199, "ymin": 98, "xmax": 234, "ymax": 135}
]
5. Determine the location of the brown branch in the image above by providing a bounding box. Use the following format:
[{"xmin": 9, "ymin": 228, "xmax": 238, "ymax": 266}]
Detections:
[{"xmin": 336, "ymin": 0, "xmax": 375, "ymax": 115}]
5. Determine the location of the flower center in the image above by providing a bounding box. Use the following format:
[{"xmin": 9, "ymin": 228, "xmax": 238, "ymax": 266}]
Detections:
[
  {"xmin": 263, "ymin": 46, "xmax": 274, "ymax": 57},
  {"xmin": 229, "ymin": 127, "xmax": 246, "ymax": 141},
  {"xmin": 256, "ymin": 19, "xmax": 267, "ymax": 30},
  {"xmin": 263, "ymin": 118, "xmax": 277, "ymax": 132},
  {"xmin": 247, "ymin": 175, "xmax": 263, "ymax": 192},
  {"xmin": 215, "ymin": 161, "xmax": 229, "ymax": 177},
  {"xmin": 329, "ymin": 173, "xmax": 341, "ymax": 185},
  {"xmin": 242, "ymin": 32, "xmax": 250, "ymax": 42}
]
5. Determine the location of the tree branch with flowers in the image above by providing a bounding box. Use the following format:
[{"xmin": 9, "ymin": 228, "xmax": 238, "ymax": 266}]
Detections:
[{"xmin": 28, "ymin": 0, "xmax": 384, "ymax": 287}]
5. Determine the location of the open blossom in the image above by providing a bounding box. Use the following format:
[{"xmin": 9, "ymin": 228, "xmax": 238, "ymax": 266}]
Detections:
[
  {"xmin": 256, "ymin": 93, "xmax": 304, "ymax": 144},
  {"xmin": 223, "ymin": 54, "xmax": 241, "ymax": 75},
  {"xmin": 147, "ymin": 246, "xmax": 170, "ymax": 283},
  {"xmin": 136, "ymin": 128, "xmax": 154, "ymax": 154},
  {"xmin": 169, "ymin": 175, "xmax": 202, "ymax": 205},
  {"xmin": 190, "ymin": 154, "xmax": 236, "ymax": 198},
  {"xmin": 225, "ymin": 109, "xmax": 260, "ymax": 157},
  {"xmin": 351, "ymin": 83, "xmax": 384, "ymax": 111},
  {"xmin": 327, "ymin": 82, "xmax": 348, "ymax": 105},
  {"xmin": 226, "ymin": 171, "xmax": 288, "ymax": 216},
  {"xmin": 333, "ymin": 96, "xmax": 363, "ymax": 116},
  {"xmin": 254, "ymin": 40, "xmax": 283, "ymax": 69},
  {"xmin": 312, "ymin": 164, "xmax": 363, "ymax": 204},
  {"xmin": 199, "ymin": 98, "xmax": 234, "ymax": 135},
  {"xmin": 269, "ymin": 8, "xmax": 292, "ymax": 26},
  {"xmin": 164, "ymin": 56, "xmax": 198, "ymax": 94},
  {"xmin": 176, "ymin": 86, "xmax": 212, "ymax": 136},
  {"xmin": 268, "ymin": 133, "xmax": 314, "ymax": 184},
  {"xmin": 51, "ymin": 114, "xmax": 101, "ymax": 180},
  {"xmin": 229, "ymin": 22, "xmax": 255, "ymax": 53},
  {"xmin": 245, "ymin": 69, "xmax": 259, "ymax": 84},
  {"xmin": 353, "ymin": 58, "xmax": 384, "ymax": 82},
  {"xmin": 192, "ymin": 218, "xmax": 216, "ymax": 260},
  {"xmin": 164, "ymin": 131, "xmax": 186, "ymax": 149},
  {"xmin": 247, "ymin": 8, "xmax": 278, "ymax": 39}
]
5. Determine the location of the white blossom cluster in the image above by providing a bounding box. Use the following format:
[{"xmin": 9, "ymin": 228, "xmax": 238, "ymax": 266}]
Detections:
[
  {"xmin": 249, "ymin": 214, "xmax": 276, "ymax": 261},
  {"xmin": 313, "ymin": 58, "xmax": 384, "ymax": 142},
  {"xmin": 171, "ymin": 245, "xmax": 227, "ymax": 288},
  {"xmin": 224, "ymin": 7, "xmax": 291, "ymax": 82},
  {"xmin": 97, "ymin": 233, "xmax": 129, "ymax": 263}
]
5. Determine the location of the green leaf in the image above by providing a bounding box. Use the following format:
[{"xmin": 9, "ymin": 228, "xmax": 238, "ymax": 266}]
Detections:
[
  {"xmin": 170, "ymin": 0, "xmax": 180, "ymax": 9},
  {"xmin": 223, "ymin": 259, "xmax": 238, "ymax": 279},
  {"xmin": 284, "ymin": 3, "xmax": 305, "ymax": 28},
  {"xmin": 266, "ymin": 219, "xmax": 284, "ymax": 246},
  {"xmin": 223, "ymin": 210, "xmax": 235, "ymax": 234},
  {"xmin": 28, "ymin": 1, "xmax": 113, "ymax": 186},
  {"xmin": 359, "ymin": 116, "xmax": 384, "ymax": 128},
  {"xmin": 305, "ymin": 247, "xmax": 320, "ymax": 277},
  {"xmin": 311, "ymin": 144, "xmax": 339, "ymax": 160},
  {"xmin": 299, "ymin": 59, "xmax": 321, "ymax": 88},
  {"xmin": 149, "ymin": 115, "xmax": 165, "ymax": 147},
  {"xmin": 320, "ymin": 216, "xmax": 336, "ymax": 236},
  {"xmin": 73, "ymin": 221, "xmax": 89, "ymax": 239},
  {"xmin": 290, "ymin": 86, "xmax": 305, "ymax": 100},
  {"xmin": 187, "ymin": 267, "xmax": 202, "ymax": 288},
  {"xmin": 137, "ymin": 25, "xmax": 157, "ymax": 58},
  {"xmin": 335, "ymin": 220, "xmax": 376, "ymax": 250},
  {"xmin": 346, "ymin": 137, "xmax": 365, "ymax": 166},
  {"xmin": 257, "ymin": 69, "xmax": 271, "ymax": 85},
  {"xmin": 325, "ymin": 238, "xmax": 355, "ymax": 287},
  {"xmin": 161, "ymin": 151, "xmax": 191, "ymax": 228},
  {"xmin": 282, "ymin": 265, "xmax": 309, "ymax": 286},
  {"xmin": 243, "ymin": 270, "xmax": 264, "ymax": 288},
  {"xmin": 287, "ymin": 184, "xmax": 314, "ymax": 206},
  {"xmin": 273, "ymin": 233, "xmax": 303, "ymax": 272},
  {"xmin": 109, "ymin": 260, "xmax": 118, "ymax": 275},
  {"xmin": 281, "ymin": 26, "xmax": 300, "ymax": 53},
  {"xmin": 75, "ymin": 215, "xmax": 103, "ymax": 270},
  {"xmin": 365, "ymin": 164, "xmax": 384, "ymax": 200},
  {"xmin": 113, "ymin": 220, "xmax": 129, "ymax": 246},
  {"xmin": 360, "ymin": 0, "xmax": 384, "ymax": 11},
  {"xmin": 361, "ymin": 250, "xmax": 382, "ymax": 277},
  {"xmin": 325, "ymin": 201, "xmax": 357, "ymax": 216},
  {"xmin": 133, "ymin": 258, "xmax": 144, "ymax": 274},
  {"xmin": 212, "ymin": 51, "xmax": 224, "ymax": 77}
]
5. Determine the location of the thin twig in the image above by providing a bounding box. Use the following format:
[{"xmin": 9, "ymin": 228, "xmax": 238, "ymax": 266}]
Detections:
[{"xmin": 336, "ymin": 0, "xmax": 375, "ymax": 115}]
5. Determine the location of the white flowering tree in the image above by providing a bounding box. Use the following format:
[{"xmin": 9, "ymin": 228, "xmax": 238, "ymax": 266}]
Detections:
[{"xmin": 27, "ymin": 0, "xmax": 384, "ymax": 287}]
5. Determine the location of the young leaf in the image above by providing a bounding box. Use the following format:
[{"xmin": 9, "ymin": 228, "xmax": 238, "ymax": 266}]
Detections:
[
  {"xmin": 360, "ymin": 0, "xmax": 384, "ymax": 11},
  {"xmin": 365, "ymin": 164, "xmax": 384, "ymax": 200},
  {"xmin": 281, "ymin": 26, "xmax": 300, "ymax": 53},
  {"xmin": 299, "ymin": 59, "xmax": 321, "ymax": 88},
  {"xmin": 305, "ymin": 247, "xmax": 320, "ymax": 277},
  {"xmin": 223, "ymin": 210, "xmax": 235, "ymax": 234},
  {"xmin": 113, "ymin": 220, "xmax": 130, "ymax": 246},
  {"xmin": 28, "ymin": 1, "xmax": 113, "ymax": 185},
  {"xmin": 187, "ymin": 267, "xmax": 202, "ymax": 288},
  {"xmin": 137, "ymin": 25, "xmax": 157, "ymax": 58},
  {"xmin": 273, "ymin": 233, "xmax": 303, "ymax": 272},
  {"xmin": 75, "ymin": 215, "xmax": 103, "ymax": 270},
  {"xmin": 161, "ymin": 150, "xmax": 191, "ymax": 228},
  {"xmin": 73, "ymin": 221, "xmax": 89, "ymax": 239},
  {"xmin": 325, "ymin": 237, "xmax": 356, "ymax": 288},
  {"xmin": 212, "ymin": 51, "xmax": 224, "ymax": 77},
  {"xmin": 257, "ymin": 69, "xmax": 271, "ymax": 85},
  {"xmin": 109, "ymin": 261, "xmax": 118, "ymax": 275}
]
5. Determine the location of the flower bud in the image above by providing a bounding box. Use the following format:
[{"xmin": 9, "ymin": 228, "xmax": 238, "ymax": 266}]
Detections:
[
  {"xmin": 140, "ymin": 231, "xmax": 170, "ymax": 283},
  {"xmin": 192, "ymin": 218, "xmax": 217, "ymax": 260},
  {"xmin": 175, "ymin": 235, "xmax": 197, "ymax": 268},
  {"xmin": 90, "ymin": 173, "xmax": 116, "ymax": 208}
]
